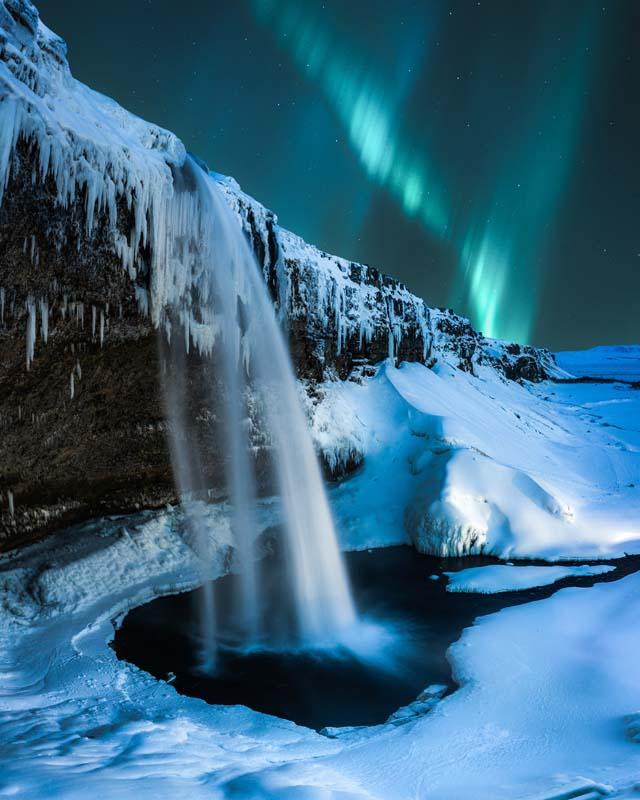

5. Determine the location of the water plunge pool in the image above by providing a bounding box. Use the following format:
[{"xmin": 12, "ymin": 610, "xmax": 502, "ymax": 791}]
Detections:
[{"xmin": 113, "ymin": 546, "xmax": 637, "ymax": 731}]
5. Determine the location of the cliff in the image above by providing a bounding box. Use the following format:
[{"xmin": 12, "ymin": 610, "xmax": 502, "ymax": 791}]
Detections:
[{"xmin": 0, "ymin": 0, "xmax": 559, "ymax": 547}]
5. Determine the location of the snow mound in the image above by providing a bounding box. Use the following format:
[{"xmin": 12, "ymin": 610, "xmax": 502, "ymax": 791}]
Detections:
[
  {"xmin": 444, "ymin": 563, "xmax": 616, "ymax": 593},
  {"xmin": 315, "ymin": 357, "xmax": 640, "ymax": 559}
]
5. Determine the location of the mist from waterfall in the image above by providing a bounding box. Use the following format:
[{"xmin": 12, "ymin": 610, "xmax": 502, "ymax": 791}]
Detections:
[{"xmin": 156, "ymin": 156, "xmax": 356, "ymax": 666}]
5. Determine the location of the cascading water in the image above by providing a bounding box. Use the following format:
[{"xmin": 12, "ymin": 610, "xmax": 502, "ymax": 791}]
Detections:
[{"xmin": 155, "ymin": 156, "xmax": 356, "ymax": 664}]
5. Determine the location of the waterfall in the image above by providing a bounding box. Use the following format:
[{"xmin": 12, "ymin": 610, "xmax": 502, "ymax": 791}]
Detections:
[{"xmin": 157, "ymin": 157, "xmax": 356, "ymax": 662}]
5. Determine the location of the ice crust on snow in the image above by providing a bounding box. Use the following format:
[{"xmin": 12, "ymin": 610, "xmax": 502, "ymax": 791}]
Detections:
[{"xmin": 444, "ymin": 563, "xmax": 616, "ymax": 593}]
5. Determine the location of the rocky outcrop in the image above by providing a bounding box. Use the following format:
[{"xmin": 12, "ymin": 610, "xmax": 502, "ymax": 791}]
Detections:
[{"xmin": 0, "ymin": 0, "xmax": 559, "ymax": 548}]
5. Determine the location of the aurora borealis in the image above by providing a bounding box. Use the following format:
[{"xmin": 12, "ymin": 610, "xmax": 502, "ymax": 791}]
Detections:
[{"xmin": 36, "ymin": 0, "xmax": 640, "ymax": 349}]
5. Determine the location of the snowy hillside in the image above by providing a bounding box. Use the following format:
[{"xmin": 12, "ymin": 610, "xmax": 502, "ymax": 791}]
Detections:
[
  {"xmin": 310, "ymin": 351, "xmax": 640, "ymax": 559},
  {"xmin": 1, "ymin": 0, "xmax": 638, "ymax": 562},
  {"xmin": 0, "ymin": 0, "xmax": 559, "ymax": 386},
  {"xmin": 216, "ymin": 171, "xmax": 561, "ymax": 383}
]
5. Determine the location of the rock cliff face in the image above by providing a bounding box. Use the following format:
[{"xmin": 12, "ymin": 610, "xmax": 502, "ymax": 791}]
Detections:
[{"xmin": 0, "ymin": 0, "xmax": 559, "ymax": 547}]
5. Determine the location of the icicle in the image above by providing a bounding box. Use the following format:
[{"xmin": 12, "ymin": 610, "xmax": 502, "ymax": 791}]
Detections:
[
  {"xmin": 70, "ymin": 371, "xmax": 74, "ymax": 400},
  {"xmin": 39, "ymin": 298, "xmax": 49, "ymax": 343},
  {"xmin": 91, "ymin": 305, "xmax": 96, "ymax": 338},
  {"xmin": 134, "ymin": 287, "xmax": 149, "ymax": 317},
  {"xmin": 25, "ymin": 296, "xmax": 36, "ymax": 370},
  {"xmin": 76, "ymin": 360, "xmax": 82, "ymax": 380},
  {"xmin": 99, "ymin": 309, "xmax": 105, "ymax": 347},
  {"xmin": 7, "ymin": 491, "xmax": 14, "ymax": 517},
  {"xmin": 0, "ymin": 287, "xmax": 4, "ymax": 324}
]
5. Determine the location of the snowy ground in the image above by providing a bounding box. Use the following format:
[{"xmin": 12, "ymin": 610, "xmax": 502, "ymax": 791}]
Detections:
[
  {"xmin": 2, "ymin": 508, "xmax": 640, "ymax": 799},
  {"xmin": 2, "ymin": 348, "xmax": 640, "ymax": 799},
  {"xmin": 556, "ymin": 346, "xmax": 640, "ymax": 382}
]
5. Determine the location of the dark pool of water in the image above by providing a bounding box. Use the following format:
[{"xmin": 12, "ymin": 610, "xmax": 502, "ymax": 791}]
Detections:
[{"xmin": 113, "ymin": 547, "xmax": 639, "ymax": 730}]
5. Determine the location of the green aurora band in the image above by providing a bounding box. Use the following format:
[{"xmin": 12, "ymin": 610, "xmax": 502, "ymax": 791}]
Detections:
[
  {"xmin": 251, "ymin": 0, "xmax": 450, "ymax": 238},
  {"xmin": 251, "ymin": 0, "xmax": 603, "ymax": 344},
  {"xmin": 450, "ymin": 4, "xmax": 601, "ymax": 343}
]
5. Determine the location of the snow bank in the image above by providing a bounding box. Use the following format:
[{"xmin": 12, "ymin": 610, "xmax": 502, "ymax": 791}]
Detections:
[
  {"xmin": 0, "ymin": 502, "xmax": 339, "ymax": 799},
  {"xmin": 302, "ymin": 569, "xmax": 640, "ymax": 800},
  {"xmin": 444, "ymin": 563, "xmax": 616, "ymax": 593},
  {"xmin": 313, "ymin": 356, "xmax": 640, "ymax": 559}
]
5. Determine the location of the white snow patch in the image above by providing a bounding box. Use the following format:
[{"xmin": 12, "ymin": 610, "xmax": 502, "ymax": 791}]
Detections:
[{"xmin": 445, "ymin": 563, "xmax": 616, "ymax": 593}]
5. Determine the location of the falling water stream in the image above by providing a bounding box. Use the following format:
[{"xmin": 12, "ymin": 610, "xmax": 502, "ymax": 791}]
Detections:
[{"xmin": 157, "ymin": 157, "xmax": 356, "ymax": 667}]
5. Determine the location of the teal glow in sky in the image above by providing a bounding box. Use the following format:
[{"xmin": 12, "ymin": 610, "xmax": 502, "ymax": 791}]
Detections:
[
  {"xmin": 449, "ymin": 4, "xmax": 601, "ymax": 342},
  {"xmin": 35, "ymin": 0, "xmax": 640, "ymax": 349},
  {"xmin": 251, "ymin": 0, "xmax": 450, "ymax": 238},
  {"xmin": 250, "ymin": 0, "xmax": 603, "ymax": 344}
]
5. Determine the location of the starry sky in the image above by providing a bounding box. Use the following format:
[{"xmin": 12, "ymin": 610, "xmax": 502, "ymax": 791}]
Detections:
[{"xmin": 36, "ymin": 0, "xmax": 639, "ymax": 350}]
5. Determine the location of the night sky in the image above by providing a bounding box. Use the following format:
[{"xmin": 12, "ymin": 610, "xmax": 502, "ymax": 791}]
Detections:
[{"xmin": 36, "ymin": 0, "xmax": 639, "ymax": 350}]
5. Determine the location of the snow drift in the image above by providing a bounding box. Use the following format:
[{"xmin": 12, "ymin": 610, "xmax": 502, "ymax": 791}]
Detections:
[{"xmin": 311, "ymin": 353, "xmax": 640, "ymax": 560}]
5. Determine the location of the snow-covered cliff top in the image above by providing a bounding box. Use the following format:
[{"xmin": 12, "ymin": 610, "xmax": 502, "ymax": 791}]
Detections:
[
  {"xmin": 0, "ymin": 0, "xmax": 184, "ymax": 276},
  {"xmin": 0, "ymin": 0, "xmax": 559, "ymax": 384}
]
